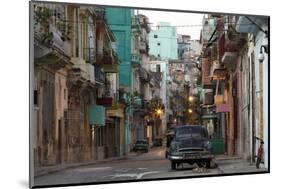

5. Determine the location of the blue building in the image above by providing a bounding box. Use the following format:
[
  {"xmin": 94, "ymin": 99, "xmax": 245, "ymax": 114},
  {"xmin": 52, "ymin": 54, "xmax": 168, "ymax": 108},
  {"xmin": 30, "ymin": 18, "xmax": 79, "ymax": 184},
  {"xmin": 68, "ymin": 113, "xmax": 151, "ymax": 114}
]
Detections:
[{"xmin": 149, "ymin": 22, "xmax": 178, "ymax": 60}]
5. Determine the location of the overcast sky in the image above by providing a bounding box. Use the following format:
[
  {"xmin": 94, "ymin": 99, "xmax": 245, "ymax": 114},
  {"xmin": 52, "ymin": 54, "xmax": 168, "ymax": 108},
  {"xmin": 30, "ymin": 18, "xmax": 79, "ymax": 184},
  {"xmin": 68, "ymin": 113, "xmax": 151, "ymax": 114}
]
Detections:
[{"xmin": 137, "ymin": 9, "xmax": 204, "ymax": 40}]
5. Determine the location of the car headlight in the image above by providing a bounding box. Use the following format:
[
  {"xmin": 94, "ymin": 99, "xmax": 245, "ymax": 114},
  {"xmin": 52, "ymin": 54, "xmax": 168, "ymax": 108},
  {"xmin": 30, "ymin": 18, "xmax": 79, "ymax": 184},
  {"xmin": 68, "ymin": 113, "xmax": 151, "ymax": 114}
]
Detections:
[{"xmin": 204, "ymin": 141, "xmax": 212, "ymax": 151}]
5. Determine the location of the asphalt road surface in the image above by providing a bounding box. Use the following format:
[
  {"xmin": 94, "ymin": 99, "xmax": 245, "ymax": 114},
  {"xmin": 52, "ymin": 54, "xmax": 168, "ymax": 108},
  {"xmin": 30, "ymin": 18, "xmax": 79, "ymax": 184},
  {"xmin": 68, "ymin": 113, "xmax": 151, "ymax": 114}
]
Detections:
[{"xmin": 34, "ymin": 147, "xmax": 267, "ymax": 187}]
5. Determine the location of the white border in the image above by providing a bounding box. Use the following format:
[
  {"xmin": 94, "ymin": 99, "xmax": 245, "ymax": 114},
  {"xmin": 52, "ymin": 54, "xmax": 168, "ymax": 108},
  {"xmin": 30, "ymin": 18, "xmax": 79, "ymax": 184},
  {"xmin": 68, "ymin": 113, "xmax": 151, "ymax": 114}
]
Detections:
[{"xmin": 0, "ymin": 0, "xmax": 278, "ymax": 189}]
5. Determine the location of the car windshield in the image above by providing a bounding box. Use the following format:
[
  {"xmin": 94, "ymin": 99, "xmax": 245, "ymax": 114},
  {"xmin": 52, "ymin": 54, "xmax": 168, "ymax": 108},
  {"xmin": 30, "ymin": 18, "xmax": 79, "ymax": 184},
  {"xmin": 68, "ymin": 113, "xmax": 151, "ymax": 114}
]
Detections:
[
  {"xmin": 136, "ymin": 141, "xmax": 147, "ymax": 144},
  {"xmin": 176, "ymin": 127, "xmax": 208, "ymax": 139}
]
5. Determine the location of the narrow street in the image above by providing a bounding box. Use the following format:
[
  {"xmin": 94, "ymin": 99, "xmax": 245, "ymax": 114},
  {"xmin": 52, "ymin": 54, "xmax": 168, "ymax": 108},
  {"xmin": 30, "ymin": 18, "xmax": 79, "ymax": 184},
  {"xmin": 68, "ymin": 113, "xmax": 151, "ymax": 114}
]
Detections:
[
  {"xmin": 34, "ymin": 147, "xmax": 266, "ymax": 186},
  {"xmin": 31, "ymin": 3, "xmax": 269, "ymax": 187}
]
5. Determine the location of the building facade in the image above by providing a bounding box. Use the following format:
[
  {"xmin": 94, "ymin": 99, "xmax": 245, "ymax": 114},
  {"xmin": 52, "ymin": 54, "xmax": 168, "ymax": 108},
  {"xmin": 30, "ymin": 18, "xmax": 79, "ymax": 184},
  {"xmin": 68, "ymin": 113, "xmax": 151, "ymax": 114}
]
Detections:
[
  {"xmin": 149, "ymin": 22, "xmax": 178, "ymax": 60},
  {"xmin": 200, "ymin": 14, "xmax": 269, "ymax": 167}
]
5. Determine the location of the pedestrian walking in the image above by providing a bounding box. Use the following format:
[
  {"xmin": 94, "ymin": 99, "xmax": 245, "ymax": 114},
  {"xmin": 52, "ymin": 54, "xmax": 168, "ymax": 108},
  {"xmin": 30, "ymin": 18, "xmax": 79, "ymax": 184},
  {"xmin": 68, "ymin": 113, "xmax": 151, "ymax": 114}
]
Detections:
[{"xmin": 256, "ymin": 140, "xmax": 264, "ymax": 169}]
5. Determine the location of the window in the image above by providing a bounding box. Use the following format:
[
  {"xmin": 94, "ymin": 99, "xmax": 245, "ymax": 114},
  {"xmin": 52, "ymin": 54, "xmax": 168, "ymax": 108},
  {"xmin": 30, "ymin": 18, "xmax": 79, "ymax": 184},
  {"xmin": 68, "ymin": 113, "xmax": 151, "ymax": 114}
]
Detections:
[
  {"xmin": 154, "ymin": 35, "xmax": 158, "ymax": 38},
  {"xmin": 156, "ymin": 65, "xmax": 161, "ymax": 73},
  {"xmin": 157, "ymin": 42, "xmax": 160, "ymax": 46},
  {"xmin": 34, "ymin": 90, "xmax": 38, "ymax": 106}
]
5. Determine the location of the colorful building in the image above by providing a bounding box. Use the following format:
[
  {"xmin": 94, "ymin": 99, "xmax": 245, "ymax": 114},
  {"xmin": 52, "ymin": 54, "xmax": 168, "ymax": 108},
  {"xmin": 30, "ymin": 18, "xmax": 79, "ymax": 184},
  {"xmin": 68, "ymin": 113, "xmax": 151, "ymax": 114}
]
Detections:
[
  {"xmin": 149, "ymin": 22, "xmax": 178, "ymax": 60},
  {"xmin": 105, "ymin": 7, "xmax": 133, "ymax": 153}
]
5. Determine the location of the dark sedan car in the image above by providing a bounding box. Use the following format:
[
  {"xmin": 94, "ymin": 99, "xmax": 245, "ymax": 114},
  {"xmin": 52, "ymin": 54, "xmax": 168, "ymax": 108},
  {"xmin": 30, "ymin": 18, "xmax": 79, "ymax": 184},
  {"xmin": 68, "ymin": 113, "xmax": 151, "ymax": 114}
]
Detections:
[
  {"xmin": 133, "ymin": 140, "xmax": 149, "ymax": 153},
  {"xmin": 168, "ymin": 125, "xmax": 214, "ymax": 170}
]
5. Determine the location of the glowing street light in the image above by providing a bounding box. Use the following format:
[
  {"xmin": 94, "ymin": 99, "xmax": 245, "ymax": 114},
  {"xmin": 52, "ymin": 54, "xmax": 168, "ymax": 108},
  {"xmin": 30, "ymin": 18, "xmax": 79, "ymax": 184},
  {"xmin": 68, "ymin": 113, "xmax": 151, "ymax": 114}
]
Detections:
[
  {"xmin": 188, "ymin": 96, "xmax": 194, "ymax": 102},
  {"xmin": 188, "ymin": 109, "xmax": 193, "ymax": 114},
  {"xmin": 156, "ymin": 108, "xmax": 162, "ymax": 115}
]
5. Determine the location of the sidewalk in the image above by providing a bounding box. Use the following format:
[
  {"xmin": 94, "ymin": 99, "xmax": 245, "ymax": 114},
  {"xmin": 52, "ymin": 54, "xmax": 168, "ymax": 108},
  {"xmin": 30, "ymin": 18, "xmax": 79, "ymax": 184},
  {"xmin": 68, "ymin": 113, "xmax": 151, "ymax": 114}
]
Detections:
[
  {"xmin": 214, "ymin": 154, "xmax": 243, "ymax": 161},
  {"xmin": 214, "ymin": 155, "xmax": 268, "ymax": 174},
  {"xmin": 34, "ymin": 156, "xmax": 127, "ymax": 177}
]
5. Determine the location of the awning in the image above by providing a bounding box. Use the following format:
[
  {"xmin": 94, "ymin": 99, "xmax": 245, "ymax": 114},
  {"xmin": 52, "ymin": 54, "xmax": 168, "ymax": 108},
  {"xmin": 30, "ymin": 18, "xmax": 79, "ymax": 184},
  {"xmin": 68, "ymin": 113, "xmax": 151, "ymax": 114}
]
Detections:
[{"xmin": 89, "ymin": 105, "xmax": 105, "ymax": 126}]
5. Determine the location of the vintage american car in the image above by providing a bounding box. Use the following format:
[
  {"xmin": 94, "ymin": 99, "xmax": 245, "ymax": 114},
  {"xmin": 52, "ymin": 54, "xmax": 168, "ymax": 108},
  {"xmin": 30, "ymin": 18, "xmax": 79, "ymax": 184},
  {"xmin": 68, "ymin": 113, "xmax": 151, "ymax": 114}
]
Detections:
[
  {"xmin": 168, "ymin": 125, "xmax": 214, "ymax": 170},
  {"xmin": 133, "ymin": 139, "xmax": 149, "ymax": 153}
]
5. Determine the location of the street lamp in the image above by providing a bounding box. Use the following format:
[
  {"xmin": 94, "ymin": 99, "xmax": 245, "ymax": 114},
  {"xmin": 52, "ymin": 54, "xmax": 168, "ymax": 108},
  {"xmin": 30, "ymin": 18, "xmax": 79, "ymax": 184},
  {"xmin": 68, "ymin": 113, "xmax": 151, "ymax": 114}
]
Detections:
[
  {"xmin": 188, "ymin": 96, "xmax": 194, "ymax": 102},
  {"xmin": 156, "ymin": 108, "xmax": 162, "ymax": 116},
  {"xmin": 188, "ymin": 109, "xmax": 193, "ymax": 114}
]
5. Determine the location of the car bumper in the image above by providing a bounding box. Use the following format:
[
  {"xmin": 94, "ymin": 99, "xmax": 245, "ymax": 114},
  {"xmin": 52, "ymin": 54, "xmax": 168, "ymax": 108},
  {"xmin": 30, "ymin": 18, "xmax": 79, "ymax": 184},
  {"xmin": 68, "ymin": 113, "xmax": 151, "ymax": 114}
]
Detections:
[{"xmin": 168, "ymin": 153, "xmax": 214, "ymax": 161}]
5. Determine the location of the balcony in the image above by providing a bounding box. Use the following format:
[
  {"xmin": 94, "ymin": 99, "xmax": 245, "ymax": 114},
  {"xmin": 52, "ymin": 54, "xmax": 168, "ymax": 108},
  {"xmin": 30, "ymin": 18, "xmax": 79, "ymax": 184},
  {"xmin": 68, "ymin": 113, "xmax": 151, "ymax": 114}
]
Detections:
[
  {"xmin": 132, "ymin": 96, "xmax": 142, "ymax": 109},
  {"xmin": 94, "ymin": 65, "xmax": 105, "ymax": 84},
  {"xmin": 101, "ymin": 48, "xmax": 119, "ymax": 73},
  {"xmin": 220, "ymin": 29, "xmax": 245, "ymax": 71},
  {"xmin": 132, "ymin": 16, "xmax": 141, "ymax": 33},
  {"xmin": 203, "ymin": 90, "xmax": 214, "ymax": 105},
  {"xmin": 96, "ymin": 97, "xmax": 113, "ymax": 107},
  {"xmin": 222, "ymin": 52, "xmax": 238, "ymax": 70},
  {"xmin": 236, "ymin": 16, "xmax": 268, "ymax": 35},
  {"xmin": 34, "ymin": 5, "xmax": 71, "ymax": 58},
  {"xmin": 34, "ymin": 23, "xmax": 71, "ymax": 68},
  {"xmin": 210, "ymin": 60, "xmax": 227, "ymax": 81},
  {"xmin": 71, "ymin": 61, "xmax": 95, "ymax": 84},
  {"xmin": 202, "ymin": 58, "xmax": 214, "ymax": 89},
  {"xmin": 131, "ymin": 54, "xmax": 141, "ymax": 67}
]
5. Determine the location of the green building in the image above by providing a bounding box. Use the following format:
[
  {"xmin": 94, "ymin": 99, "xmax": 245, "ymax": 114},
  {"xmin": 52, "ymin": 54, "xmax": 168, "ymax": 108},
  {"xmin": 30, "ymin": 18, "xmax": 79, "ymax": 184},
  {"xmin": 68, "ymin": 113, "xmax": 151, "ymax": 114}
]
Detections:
[
  {"xmin": 105, "ymin": 7, "xmax": 132, "ymax": 89},
  {"xmin": 105, "ymin": 7, "xmax": 133, "ymax": 154}
]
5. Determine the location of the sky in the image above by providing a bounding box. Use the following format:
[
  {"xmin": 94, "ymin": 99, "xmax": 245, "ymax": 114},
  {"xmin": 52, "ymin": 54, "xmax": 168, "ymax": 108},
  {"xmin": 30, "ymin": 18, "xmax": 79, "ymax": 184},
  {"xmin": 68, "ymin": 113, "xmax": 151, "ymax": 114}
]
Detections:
[{"xmin": 137, "ymin": 9, "xmax": 204, "ymax": 40}]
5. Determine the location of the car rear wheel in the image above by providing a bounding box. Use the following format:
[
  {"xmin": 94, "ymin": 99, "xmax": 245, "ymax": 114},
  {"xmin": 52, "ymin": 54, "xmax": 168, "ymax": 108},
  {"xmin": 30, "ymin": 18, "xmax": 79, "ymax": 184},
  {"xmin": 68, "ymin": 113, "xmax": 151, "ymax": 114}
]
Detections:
[{"xmin": 171, "ymin": 161, "xmax": 176, "ymax": 170}]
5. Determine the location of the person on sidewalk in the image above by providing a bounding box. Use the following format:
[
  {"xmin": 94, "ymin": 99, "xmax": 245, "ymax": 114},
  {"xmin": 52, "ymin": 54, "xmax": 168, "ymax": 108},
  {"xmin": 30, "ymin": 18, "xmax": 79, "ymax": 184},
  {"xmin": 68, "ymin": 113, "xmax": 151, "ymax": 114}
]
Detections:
[{"xmin": 256, "ymin": 140, "xmax": 264, "ymax": 169}]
